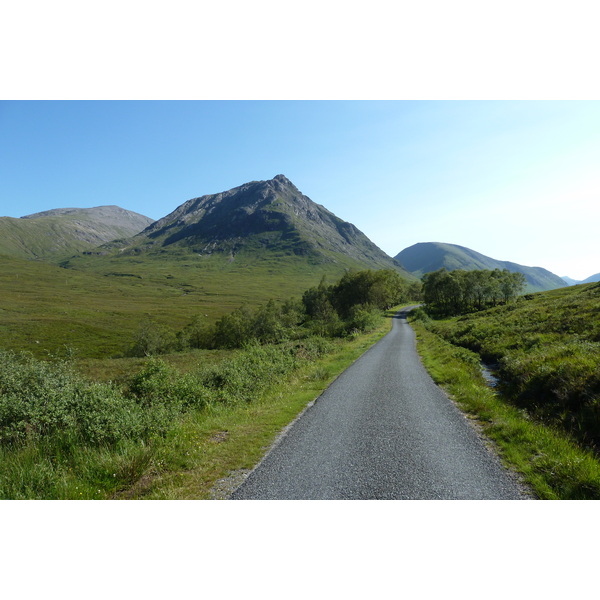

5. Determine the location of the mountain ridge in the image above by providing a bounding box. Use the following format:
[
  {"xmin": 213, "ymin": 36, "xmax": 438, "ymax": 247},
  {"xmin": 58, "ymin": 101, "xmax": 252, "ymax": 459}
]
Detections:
[
  {"xmin": 581, "ymin": 272, "xmax": 600, "ymax": 284},
  {"xmin": 0, "ymin": 205, "xmax": 154, "ymax": 261}
]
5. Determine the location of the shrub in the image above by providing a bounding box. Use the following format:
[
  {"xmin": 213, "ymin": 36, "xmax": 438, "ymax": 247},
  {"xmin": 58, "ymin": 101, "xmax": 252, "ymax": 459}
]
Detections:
[
  {"xmin": 345, "ymin": 304, "xmax": 382, "ymax": 334},
  {"xmin": 0, "ymin": 351, "xmax": 148, "ymax": 446},
  {"xmin": 128, "ymin": 318, "xmax": 177, "ymax": 357},
  {"xmin": 127, "ymin": 358, "xmax": 214, "ymax": 410},
  {"xmin": 199, "ymin": 343, "xmax": 299, "ymax": 404}
]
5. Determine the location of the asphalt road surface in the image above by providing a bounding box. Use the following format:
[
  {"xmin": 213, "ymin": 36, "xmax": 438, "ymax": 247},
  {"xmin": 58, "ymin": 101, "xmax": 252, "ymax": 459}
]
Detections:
[{"xmin": 231, "ymin": 307, "xmax": 530, "ymax": 500}]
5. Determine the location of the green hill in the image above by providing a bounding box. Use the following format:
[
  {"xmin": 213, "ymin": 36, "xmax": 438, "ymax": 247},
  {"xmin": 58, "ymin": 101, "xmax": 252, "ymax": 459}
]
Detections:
[
  {"xmin": 395, "ymin": 241, "xmax": 566, "ymax": 292},
  {"xmin": 0, "ymin": 206, "xmax": 154, "ymax": 261},
  {"xmin": 61, "ymin": 175, "xmax": 415, "ymax": 309}
]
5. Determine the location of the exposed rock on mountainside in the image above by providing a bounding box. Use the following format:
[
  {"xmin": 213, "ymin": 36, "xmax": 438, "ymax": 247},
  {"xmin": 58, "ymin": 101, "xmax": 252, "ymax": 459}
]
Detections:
[
  {"xmin": 113, "ymin": 175, "xmax": 412, "ymax": 276},
  {"xmin": 395, "ymin": 241, "xmax": 567, "ymax": 292},
  {"xmin": 0, "ymin": 205, "xmax": 154, "ymax": 261}
]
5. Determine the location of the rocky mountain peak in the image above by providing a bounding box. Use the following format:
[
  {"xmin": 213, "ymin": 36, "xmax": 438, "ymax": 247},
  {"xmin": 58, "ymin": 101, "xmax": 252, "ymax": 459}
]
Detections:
[{"xmin": 118, "ymin": 176, "xmax": 411, "ymax": 276}]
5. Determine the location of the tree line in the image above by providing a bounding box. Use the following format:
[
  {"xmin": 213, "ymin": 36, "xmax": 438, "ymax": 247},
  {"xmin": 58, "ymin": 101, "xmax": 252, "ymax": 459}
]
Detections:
[
  {"xmin": 421, "ymin": 268, "xmax": 526, "ymax": 316},
  {"xmin": 130, "ymin": 269, "xmax": 422, "ymax": 356}
]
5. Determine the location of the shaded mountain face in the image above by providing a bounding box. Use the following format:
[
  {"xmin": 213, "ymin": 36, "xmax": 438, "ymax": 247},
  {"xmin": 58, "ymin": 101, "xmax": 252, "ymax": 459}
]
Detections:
[
  {"xmin": 395, "ymin": 242, "xmax": 567, "ymax": 292},
  {"xmin": 0, "ymin": 205, "xmax": 154, "ymax": 261},
  {"xmin": 117, "ymin": 174, "xmax": 411, "ymax": 275}
]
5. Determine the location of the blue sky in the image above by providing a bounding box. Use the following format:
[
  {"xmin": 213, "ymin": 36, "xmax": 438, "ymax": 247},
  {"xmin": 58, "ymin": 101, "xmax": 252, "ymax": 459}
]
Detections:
[{"xmin": 1, "ymin": 100, "xmax": 599, "ymax": 280}]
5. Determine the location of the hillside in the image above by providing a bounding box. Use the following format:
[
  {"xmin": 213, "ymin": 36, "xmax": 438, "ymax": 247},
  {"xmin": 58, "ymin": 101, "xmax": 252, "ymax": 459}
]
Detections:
[
  {"xmin": 562, "ymin": 273, "xmax": 600, "ymax": 286},
  {"xmin": 582, "ymin": 272, "xmax": 600, "ymax": 284},
  {"xmin": 395, "ymin": 242, "xmax": 566, "ymax": 292},
  {"xmin": 419, "ymin": 282, "xmax": 600, "ymax": 452},
  {"xmin": 0, "ymin": 206, "xmax": 154, "ymax": 261},
  {"xmin": 1, "ymin": 177, "xmax": 415, "ymax": 359}
]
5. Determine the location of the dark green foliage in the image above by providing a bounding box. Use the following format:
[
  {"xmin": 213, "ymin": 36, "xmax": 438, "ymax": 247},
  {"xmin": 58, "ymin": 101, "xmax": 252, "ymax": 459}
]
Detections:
[
  {"xmin": 0, "ymin": 351, "xmax": 158, "ymax": 446},
  {"xmin": 176, "ymin": 315, "xmax": 214, "ymax": 350},
  {"xmin": 127, "ymin": 358, "xmax": 214, "ymax": 410},
  {"xmin": 300, "ymin": 269, "xmax": 415, "ymax": 338},
  {"xmin": 422, "ymin": 268, "xmax": 526, "ymax": 316},
  {"xmin": 199, "ymin": 343, "xmax": 300, "ymax": 404},
  {"xmin": 162, "ymin": 268, "xmax": 413, "ymax": 351},
  {"xmin": 0, "ymin": 330, "xmax": 343, "ymax": 497},
  {"xmin": 212, "ymin": 305, "xmax": 255, "ymax": 349},
  {"xmin": 330, "ymin": 269, "xmax": 408, "ymax": 317}
]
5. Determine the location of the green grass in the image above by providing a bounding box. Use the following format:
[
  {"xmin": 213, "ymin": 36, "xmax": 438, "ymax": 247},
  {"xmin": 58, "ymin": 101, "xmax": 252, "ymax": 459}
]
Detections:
[
  {"xmin": 410, "ymin": 293, "xmax": 600, "ymax": 499},
  {"xmin": 418, "ymin": 282, "xmax": 600, "ymax": 448},
  {"xmin": 0, "ymin": 252, "xmax": 355, "ymax": 360},
  {"xmin": 0, "ymin": 310, "xmax": 397, "ymax": 499}
]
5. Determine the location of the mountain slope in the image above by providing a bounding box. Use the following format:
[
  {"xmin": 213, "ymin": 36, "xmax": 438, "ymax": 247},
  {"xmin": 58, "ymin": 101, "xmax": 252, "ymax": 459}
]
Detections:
[
  {"xmin": 395, "ymin": 242, "xmax": 567, "ymax": 292},
  {"xmin": 562, "ymin": 276, "xmax": 582, "ymax": 286},
  {"xmin": 581, "ymin": 272, "xmax": 600, "ymax": 284},
  {"xmin": 79, "ymin": 175, "xmax": 411, "ymax": 277},
  {"xmin": 0, "ymin": 206, "xmax": 154, "ymax": 261}
]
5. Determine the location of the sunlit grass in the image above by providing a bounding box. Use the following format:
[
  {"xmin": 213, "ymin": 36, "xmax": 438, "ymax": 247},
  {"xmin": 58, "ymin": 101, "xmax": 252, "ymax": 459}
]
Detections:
[
  {"xmin": 419, "ymin": 282, "xmax": 600, "ymax": 449},
  {"xmin": 411, "ymin": 317, "xmax": 600, "ymax": 500}
]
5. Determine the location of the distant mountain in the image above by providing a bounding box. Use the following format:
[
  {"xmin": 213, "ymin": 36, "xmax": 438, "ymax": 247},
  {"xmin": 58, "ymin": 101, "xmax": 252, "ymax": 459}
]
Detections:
[
  {"xmin": 561, "ymin": 276, "xmax": 582, "ymax": 286},
  {"xmin": 581, "ymin": 272, "xmax": 600, "ymax": 284},
  {"xmin": 395, "ymin": 242, "xmax": 567, "ymax": 292},
  {"xmin": 87, "ymin": 175, "xmax": 412, "ymax": 277},
  {"xmin": 0, "ymin": 206, "xmax": 154, "ymax": 261}
]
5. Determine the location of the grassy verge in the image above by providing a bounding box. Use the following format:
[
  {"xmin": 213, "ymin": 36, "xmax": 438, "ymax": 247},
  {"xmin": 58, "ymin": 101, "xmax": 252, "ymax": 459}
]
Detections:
[
  {"xmin": 125, "ymin": 312, "xmax": 397, "ymax": 499},
  {"xmin": 410, "ymin": 318, "xmax": 600, "ymax": 499}
]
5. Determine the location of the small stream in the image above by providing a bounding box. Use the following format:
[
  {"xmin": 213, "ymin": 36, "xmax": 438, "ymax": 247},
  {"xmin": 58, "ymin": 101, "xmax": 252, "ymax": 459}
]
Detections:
[{"xmin": 480, "ymin": 362, "xmax": 500, "ymax": 388}]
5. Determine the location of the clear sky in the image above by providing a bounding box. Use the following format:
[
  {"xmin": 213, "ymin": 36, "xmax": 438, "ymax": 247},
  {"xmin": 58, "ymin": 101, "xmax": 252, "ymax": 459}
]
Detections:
[{"xmin": 1, "ymin": 100, "xmax": 598, "ymax": 279}]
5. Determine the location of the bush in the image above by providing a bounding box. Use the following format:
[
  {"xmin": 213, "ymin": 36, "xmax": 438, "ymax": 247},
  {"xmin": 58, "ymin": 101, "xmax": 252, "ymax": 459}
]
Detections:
[
  {"xmin": 345, "ymin": 305, "xmax": 382, "ymax": 334},
  {"xmin": 127, "ymin": 358, "xmax": 214, "ymax": 410},
  {"xmin": 199, "ymin": 343, "xmax": 299, "ymax": 404},
  {"xmin": 176, "ymin": 315, "xmax": 214, "ymax": 350},
  {"xmin": 0, "ymin": 351, "xmax": 149, "ymax": 446}
]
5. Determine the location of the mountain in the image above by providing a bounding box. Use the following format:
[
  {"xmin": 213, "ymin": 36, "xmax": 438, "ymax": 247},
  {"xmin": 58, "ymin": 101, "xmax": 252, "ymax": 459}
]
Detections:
[
  {"xmin": 395, "ymin": 242, "xmax": 567, "ymax": 292},
  {"xmin": 581, "ymin": 272, "xmax": 600, "ymax": 284},
  {"xmin": 84, "ymin": 175, "xmax": 411, "ymax": 277},
  {"xmin": 562, "ymin": 276, "xmax": 582, "ymax": 286},
  {"xmin": 0, "ymin": 205, "xmax": 154, "ymax": 261}
]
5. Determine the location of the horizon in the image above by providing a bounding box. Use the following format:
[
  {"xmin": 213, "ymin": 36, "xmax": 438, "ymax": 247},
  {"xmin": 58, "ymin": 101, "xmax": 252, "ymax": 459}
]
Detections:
[{"xmin": 1, "ymin": 101, "xmax": 599, "ymax": 280}]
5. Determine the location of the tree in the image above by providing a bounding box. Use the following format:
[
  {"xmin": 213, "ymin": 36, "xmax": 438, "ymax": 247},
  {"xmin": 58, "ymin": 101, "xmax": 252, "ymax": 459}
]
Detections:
[
  {"xmin": 129, "ymin": 318, "xmax": 177, "ymax": 356},
  {"xmin": 422, "ymin": 268, "xmax": 527, "ymax": 316},
  {"xmin": 213, "ymin": 305, "xmax": 254, "ymax": 348}
]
